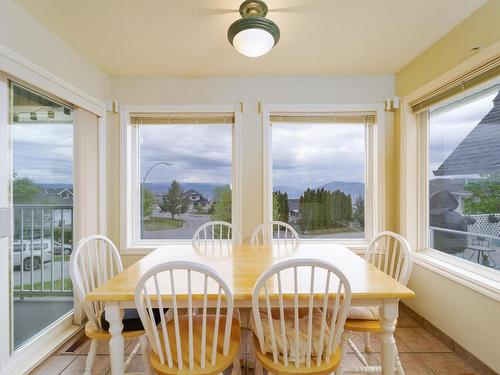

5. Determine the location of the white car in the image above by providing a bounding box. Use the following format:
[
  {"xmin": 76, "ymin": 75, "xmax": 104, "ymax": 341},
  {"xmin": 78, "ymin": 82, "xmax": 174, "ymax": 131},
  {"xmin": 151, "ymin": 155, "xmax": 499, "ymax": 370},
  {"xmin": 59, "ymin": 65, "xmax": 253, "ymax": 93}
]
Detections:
[{"xmin": 13, "ymin": 240, "xmax": 53, "ymax": 271}]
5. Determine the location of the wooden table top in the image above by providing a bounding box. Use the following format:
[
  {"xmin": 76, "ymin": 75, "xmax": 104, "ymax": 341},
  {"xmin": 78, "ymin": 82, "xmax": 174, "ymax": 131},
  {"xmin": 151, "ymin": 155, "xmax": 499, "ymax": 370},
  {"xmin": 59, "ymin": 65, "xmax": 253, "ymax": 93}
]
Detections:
[{"xmin": 86, "ymin": 243, "xmax": 414, "ymax": 302}]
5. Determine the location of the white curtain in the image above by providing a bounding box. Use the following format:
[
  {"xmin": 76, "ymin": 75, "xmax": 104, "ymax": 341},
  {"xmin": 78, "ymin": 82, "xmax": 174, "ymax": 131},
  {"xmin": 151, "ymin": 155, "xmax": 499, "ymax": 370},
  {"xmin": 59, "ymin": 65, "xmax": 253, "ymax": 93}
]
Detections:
[{"xmin": 73, "ymin": 108, "xmax": 100, "ymax": 324}]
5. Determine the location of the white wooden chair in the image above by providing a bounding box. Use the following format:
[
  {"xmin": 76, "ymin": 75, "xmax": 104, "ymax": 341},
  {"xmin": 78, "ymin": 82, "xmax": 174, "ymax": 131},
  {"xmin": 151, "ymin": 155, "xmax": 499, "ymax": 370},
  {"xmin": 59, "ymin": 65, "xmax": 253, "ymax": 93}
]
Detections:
[
  {"xmin": 192, "ymin": 221, "xmax": 241, "ymax": 251},
  {"xmin": 134, "ymin": 261, "xmax": 241, "ymax": 375},
  {"xmin": 337, "ymin": 231, "xmax": 412, "ymax": 374},
  {"xmin": 251, "ymin": 258, "xmax": 351, "ymax": 375},
  {"xmin": 250, "ymin": 221, "xmax": 300, "ymax": 249},
  {"xmin": 70, "ymin": 235, "xmax": 150, "ymax": 375}
]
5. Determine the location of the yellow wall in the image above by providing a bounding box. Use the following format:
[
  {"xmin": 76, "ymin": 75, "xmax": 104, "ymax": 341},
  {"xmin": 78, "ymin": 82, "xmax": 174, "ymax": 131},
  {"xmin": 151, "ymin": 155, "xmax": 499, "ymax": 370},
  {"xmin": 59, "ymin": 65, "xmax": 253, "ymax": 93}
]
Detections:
[
  {"xmin": 395, "ymin": 1, "xmax": 500, "ymax": 371},
  {"xmin": 108, "ymin": 75, "xmax": 395, "ymax": 262}
]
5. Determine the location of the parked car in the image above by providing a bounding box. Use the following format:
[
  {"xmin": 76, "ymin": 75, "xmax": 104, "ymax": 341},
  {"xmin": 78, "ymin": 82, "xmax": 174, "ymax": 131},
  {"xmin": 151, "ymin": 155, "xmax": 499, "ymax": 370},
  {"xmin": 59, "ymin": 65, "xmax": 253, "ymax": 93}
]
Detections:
[
  {"xmin": 13, "ymin": 240, "xmax": 53, "ymax": 271},
  {"xmin": 52, "ymin": 241, "xmax": 72, "ymax": 256}
]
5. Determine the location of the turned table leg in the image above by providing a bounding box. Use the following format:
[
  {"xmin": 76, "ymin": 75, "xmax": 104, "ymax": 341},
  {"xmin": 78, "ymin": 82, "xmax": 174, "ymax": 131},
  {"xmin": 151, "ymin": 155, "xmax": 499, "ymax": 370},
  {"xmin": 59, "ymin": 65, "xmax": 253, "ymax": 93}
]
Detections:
[
  {"xmin": 105, "ymin": 302, "xmax": 125, "ymax": 375},
  {"xmin": 381, "ymin": 299, "xmax": 398, "ymax": 375}
]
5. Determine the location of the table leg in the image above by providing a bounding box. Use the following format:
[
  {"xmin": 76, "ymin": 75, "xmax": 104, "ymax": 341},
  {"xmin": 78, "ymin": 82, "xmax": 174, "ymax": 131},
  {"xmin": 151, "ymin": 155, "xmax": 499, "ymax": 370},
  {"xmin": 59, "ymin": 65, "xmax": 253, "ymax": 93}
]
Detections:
[
  {"xmin": 380, "ymin": 299, "xmax": 398, "ymax": 375},
  {"xmin": 105, "ymin": 302, "xmax": 124, "ymax": 375}
]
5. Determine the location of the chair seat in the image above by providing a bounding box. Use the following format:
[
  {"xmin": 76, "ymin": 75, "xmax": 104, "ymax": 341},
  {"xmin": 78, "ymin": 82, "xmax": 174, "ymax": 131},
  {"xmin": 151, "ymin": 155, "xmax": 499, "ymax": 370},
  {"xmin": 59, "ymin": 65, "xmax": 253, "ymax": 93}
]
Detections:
[
  {"xmin": 100, "ymin": 308, "xmax": 166, "ymax": 332},
  {"xmin": 253, "ymin": 334, "xmax": 341, "ymax": 375},
  {"xmin": 344, "ymin": 319, "xmax": 382, "ymax": 333},
  {"xmin": 85, "ymin": 321, "xmax": 144, "ymax": 341},
  {"xmin": 150, "ymin": 315, "xmax": 241, "ymax": 375}
]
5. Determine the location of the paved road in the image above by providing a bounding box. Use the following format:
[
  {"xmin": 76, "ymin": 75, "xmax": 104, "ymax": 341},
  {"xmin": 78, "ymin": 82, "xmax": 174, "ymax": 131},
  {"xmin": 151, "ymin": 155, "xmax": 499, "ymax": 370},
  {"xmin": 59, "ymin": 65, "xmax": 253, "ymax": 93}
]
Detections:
[
  {"xmin": 13, "ymin": 260, "xmax": 69, "ymax": 289},
  {"xmin": 143, "ymin": 212, "xmax": 212, "ymax": 239}
]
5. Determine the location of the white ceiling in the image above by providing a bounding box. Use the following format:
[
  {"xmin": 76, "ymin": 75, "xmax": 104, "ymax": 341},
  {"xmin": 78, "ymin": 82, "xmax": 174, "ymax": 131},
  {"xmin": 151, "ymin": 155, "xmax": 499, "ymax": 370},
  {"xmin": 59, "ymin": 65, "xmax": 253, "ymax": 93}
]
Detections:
[{"xmin": 16, "ymin": 0, "xmax": 486, "ymax": 77}]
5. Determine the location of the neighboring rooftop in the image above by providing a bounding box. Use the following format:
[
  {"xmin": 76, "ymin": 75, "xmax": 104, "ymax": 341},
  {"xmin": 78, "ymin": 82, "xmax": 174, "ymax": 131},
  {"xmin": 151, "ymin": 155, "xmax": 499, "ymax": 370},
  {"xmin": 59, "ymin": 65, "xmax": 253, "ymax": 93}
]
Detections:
[{"xmin": 433, "ymin": 91, "xmax": 500, "ymax": 176}]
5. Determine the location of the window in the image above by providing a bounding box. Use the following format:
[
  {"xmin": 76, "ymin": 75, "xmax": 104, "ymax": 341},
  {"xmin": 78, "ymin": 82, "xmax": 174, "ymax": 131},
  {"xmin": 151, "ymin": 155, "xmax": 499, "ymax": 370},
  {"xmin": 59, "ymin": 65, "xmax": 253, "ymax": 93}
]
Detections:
[
  {"xmin": 426, "ymin": 86, "xmax": 500, "ymax": 272},
  {"xmin": 265, "ymin": 107, "xmax": 383, "ymax": 244},
  {"xmin": 122, "ymin": 107, "xmax": 240, "ymax": 248},
  {"xmin": 9, "ymin": 82, "xmax": 74, "ymax": 348}
]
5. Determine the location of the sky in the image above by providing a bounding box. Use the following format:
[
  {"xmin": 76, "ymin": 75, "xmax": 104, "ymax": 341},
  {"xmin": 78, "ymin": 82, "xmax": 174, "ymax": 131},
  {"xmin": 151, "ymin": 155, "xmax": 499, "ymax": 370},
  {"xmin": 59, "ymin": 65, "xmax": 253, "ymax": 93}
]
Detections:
[
  {"xmin": 140, "ymin": 124, "xmax": 232, "ymax": 184},
  {"xmin": 11, "ymin": 88, "xmax": 499, "ymax": 187},
  {"xmin": 12, "ymin": 124, "xmax": 73, "ymax": 184},
  {"xmin": 272, "ymin": 123, "xmax": 365, "ymax": 189}
]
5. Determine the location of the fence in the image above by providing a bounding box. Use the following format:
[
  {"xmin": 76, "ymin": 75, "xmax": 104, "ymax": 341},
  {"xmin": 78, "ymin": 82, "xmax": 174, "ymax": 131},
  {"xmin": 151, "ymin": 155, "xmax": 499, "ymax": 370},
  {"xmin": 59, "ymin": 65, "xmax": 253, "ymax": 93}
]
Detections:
[
  {"xmin": 466, "ymin": 214, "xmax": 500, "ymax": 238},
  {"xmin": 13, "ymin": 204, "xmax": 73, "ymax": 297}
]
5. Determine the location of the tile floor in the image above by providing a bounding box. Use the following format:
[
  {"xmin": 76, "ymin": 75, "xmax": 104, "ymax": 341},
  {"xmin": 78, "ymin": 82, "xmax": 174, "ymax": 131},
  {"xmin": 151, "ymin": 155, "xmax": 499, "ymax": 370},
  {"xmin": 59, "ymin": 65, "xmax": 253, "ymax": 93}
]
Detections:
[{"xmin": 30, "ymin": 310, "xmax": 482, "ymax": 375}]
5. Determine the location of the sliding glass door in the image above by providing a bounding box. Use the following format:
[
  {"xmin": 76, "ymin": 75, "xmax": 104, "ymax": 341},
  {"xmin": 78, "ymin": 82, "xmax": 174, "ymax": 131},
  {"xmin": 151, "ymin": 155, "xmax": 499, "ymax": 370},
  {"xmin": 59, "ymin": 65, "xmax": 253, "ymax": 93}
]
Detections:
[{"xmin": 1, "ymin": 76, "xmax": 75, "ymax": 352}]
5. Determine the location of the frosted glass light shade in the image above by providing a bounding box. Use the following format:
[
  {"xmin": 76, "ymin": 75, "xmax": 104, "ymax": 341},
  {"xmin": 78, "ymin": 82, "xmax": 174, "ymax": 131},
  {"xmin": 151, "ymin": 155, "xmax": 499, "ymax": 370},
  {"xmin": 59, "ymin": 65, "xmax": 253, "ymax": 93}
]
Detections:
[{"xmin": 232, "ymin": 28, "xmax": 275, "ymax": 57}]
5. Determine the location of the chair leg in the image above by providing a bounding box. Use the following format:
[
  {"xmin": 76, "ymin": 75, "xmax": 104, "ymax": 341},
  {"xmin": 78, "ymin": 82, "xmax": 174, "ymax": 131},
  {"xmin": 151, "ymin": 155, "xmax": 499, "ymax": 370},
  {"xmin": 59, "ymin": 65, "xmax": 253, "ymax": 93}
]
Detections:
[
  {"xmin": 232, "ymin": 357, "xmax": 242, "ymax": 375},
  {"xmin": 255, "ymin": 360, "xmax": 263, "ymax": 375},
  {"xmin": 124, "ymin": 340, "xmax": 141, "ymax": 371},
  {"xmin": 348, "ymin": 338, "xmax": 369, "ymax": 366},
  {"xmin": 364, "ymin": 332, "xmax": 372, "ymax": 353},
  {"xmin": 140, "ymin": 335, "xmax": 153, "ymax": 375},
  {"xmin": 336, "ymin": 331, "xmax": 349, "ymax": 375},
  {"xmin": 84, "ymin": 339, "xmax": 98, "ymax": 375}
]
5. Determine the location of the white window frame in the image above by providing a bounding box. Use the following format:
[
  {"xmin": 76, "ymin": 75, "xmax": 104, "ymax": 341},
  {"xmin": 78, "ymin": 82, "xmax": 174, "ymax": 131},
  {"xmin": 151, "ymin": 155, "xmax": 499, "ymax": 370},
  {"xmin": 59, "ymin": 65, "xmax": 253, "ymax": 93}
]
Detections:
[
  {"xmin": 120, "ymin": 104, "xmax": 242, "ymax": 253},
  {"xmin": 262, "ymin": 103, "xmax": 385, "ymax": 251},
  {"xmin": 0, "ymin": 44, "xmax": 107, "ymax": 374},
  {"xmin": 400, "ymin": 42, "xmax": 500, "ymax": 301}
]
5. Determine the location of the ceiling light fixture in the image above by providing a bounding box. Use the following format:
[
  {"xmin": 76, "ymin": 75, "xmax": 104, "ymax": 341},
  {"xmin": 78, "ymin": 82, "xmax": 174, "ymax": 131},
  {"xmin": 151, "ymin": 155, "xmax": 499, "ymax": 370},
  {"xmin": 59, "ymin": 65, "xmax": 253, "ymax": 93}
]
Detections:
[{"xmin": 228, "ymin": 0, "xmax": 280, "ymax": 58}]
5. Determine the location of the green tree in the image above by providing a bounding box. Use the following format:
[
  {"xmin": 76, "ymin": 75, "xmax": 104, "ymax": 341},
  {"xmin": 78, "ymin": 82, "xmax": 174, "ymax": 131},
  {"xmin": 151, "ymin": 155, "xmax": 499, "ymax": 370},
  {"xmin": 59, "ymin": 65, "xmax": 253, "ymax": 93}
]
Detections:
[
  {"xmin": 13, "ymin": 173, "xmax": 40, "ymax": 203},
  {"xmin": 463, "ymin": 174, "xmax": 500, "ymax": 214},
  {"xmin": 141, "ymin": 186, "xmax": 155, "ymax": 218},
  {"xmin": 272, "ymin": 191, "xmax": 289, "ymax": 222},
  {"xmin": 159, "ymin": 180, "xmax": 190, "ymax": 219},
  {"xmin": 353, "ymin": 196, "xmax": 364, "ymax": 227},
  {"xmin": 211, "ymin": 185, "xmax": 232, "ymax": 223},
  {"xmin": 299, "ymin": 188, "xmax": 353, "ymax": 232}
]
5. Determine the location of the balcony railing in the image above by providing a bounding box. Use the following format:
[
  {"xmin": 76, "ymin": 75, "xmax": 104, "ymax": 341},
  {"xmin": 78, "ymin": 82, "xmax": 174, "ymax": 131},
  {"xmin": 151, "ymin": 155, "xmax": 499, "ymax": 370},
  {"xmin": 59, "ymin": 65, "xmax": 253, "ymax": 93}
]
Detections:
[
  {"xmin": 13, "ymin": 204, "xmax": 73, "ymax": 297},
  {"xmin": 429, "ymin": 226, "xmax": 499, "ymax": 269}
]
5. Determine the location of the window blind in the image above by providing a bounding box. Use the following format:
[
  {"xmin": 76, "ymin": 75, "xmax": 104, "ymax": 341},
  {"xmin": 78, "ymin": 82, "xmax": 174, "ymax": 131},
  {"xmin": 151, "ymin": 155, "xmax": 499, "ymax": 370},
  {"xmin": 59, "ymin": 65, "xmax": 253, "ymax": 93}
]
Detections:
[
  {"xmin": 410, "ymin": 56, "xmax": 500, "ymax": 113},
  {"xmin": 130, "ymin": 112, "xmax": 235, "ymax": 125},
  {"xmin": 269, "ymin": 112, "xmax": 376, "ymax": 124}
]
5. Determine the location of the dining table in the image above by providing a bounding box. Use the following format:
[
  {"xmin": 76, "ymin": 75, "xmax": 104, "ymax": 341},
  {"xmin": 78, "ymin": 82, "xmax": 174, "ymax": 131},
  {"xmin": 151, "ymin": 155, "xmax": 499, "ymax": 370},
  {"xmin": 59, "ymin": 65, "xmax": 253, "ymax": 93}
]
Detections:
[{"xmin": 86, "ymin": 242, "xmax": 415, "ymax": 375}]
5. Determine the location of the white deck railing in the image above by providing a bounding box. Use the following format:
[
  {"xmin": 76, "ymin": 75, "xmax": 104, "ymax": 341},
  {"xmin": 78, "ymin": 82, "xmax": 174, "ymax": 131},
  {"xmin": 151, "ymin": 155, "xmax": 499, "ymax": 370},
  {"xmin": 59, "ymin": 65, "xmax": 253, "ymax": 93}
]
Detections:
[{"xmin": 13, "ymin": 204, "xmax": 73, "ymax": 297}]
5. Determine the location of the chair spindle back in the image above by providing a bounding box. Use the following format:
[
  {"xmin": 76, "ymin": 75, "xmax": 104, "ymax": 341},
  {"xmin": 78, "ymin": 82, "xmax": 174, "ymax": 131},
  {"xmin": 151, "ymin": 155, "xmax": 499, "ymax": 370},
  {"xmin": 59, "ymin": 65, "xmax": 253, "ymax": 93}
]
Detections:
[
  {"xmin": 252, "ymin": 258, "xmax": 351, "ymax": 369},
  {"xmin": 69, "ymin": 235, "xmax": 123, "ymax": 330}
]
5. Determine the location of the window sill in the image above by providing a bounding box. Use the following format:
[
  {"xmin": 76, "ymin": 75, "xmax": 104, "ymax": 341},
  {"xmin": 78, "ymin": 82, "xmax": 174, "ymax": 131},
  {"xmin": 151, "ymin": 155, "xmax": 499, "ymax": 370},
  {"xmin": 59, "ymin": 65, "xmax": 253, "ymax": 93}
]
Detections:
[{"xmin": 413, "ymin": 249, "xmax": 500, "ymax": 301}]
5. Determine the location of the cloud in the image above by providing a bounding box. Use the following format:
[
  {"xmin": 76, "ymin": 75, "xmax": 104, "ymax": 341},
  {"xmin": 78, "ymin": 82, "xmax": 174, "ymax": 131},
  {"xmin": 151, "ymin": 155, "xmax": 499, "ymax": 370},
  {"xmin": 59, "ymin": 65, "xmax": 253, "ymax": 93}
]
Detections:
[
  {"xmin": 140, "ymin": 125, "xmax": 232, "ymax": 184},
  {"xmin": 272, "ymin": 124, "xmax": 366, "ymax": 188},
  {"xmin": 12, "ymin": 125, "xmax": 73, "ymax": 184}
]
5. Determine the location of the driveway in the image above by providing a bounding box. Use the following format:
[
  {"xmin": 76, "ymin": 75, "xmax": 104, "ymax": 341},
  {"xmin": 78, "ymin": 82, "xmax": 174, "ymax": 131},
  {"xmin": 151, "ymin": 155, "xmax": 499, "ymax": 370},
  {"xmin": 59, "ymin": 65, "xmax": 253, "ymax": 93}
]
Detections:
[{"xmin": 143, "ymin": 212, "xmax": 212, "ymax": 239}]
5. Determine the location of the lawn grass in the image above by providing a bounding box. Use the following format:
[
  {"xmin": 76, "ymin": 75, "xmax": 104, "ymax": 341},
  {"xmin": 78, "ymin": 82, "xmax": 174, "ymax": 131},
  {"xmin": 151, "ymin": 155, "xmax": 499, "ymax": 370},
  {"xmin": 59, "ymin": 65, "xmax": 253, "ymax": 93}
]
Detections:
[
  {"xmin": 143, "ymin": 217, "xmax": 184, "ymax": 231},
  {"xmin": 15, "ymin": 277, "xmax": 72, "ymax": 292},
  {"xmin": 303, "ymin": 226, "xmax": 361, "ymax": 235}
]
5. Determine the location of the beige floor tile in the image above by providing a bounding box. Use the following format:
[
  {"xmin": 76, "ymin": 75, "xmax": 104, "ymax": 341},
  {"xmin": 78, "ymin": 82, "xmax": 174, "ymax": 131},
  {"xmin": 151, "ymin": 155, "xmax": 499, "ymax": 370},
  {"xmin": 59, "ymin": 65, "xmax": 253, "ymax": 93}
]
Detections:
[
  {"xmin": 340, "ymin": 352, "xmax": 380, "ymax": 371},
  {"xmin": 418, "ymin": 353, "xmax": 480, "ymax": 375},
  {"xmin": 398, "ymin": 311, "xmax": 421, "ymax": 327},
  {"xmin": 31, "ymin": 355, "xmax": 75, "ymax": 375},
  {"xmin": 396, "ymin": 327, "xmax": 452, "ymax": 353},
  {"xmin": 60, "ymin": 355, "xmax": 111, "ymax": 375},
  {"xmin": 348, "ymin": 331, "xmax": 412, "ymax": 353},
  {"xmin": 124, "ymin": 355, "xmax": 146, "ymax": 373},
  {"xmin": 397, "ymin": 353, "xmax": 434, "ymax": 375}
]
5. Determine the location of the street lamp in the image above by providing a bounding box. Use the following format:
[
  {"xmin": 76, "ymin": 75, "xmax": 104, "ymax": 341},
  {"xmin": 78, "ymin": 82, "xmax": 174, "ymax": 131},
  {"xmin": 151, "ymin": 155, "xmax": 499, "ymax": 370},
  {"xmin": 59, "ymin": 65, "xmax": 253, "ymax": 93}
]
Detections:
[{"xmin": 141, "ymin": 161, "xmax": 172, "ymax": 238}]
